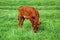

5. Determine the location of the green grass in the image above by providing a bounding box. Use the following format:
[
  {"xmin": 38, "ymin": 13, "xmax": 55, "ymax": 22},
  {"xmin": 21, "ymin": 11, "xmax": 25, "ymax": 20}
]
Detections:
[
  {"xmin": 0, "ymin": 0, "xmax": 60, "ymax": 40},
  {"xmin": 0, "ymin": 9, "xmax": 60, "ymax": 40},
  {"xmin": 0, "ymin": 0, "xmax": 60, "ymax": 6}
]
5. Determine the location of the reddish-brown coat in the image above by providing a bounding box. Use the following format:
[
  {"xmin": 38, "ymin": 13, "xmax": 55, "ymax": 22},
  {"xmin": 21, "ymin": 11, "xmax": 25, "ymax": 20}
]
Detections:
[{"xmin": 18, "ymin": 6, "xmax": 41, "ymax": 32}]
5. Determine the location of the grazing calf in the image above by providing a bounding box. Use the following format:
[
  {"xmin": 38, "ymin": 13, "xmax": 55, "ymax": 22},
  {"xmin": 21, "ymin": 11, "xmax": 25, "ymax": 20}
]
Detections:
[{"xmin": 18, "ymin": 6, "xmax": 41, "ymax": 32}]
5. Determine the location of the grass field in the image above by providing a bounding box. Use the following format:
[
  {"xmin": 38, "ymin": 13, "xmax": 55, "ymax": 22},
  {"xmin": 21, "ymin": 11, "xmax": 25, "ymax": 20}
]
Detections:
[{"xmin": 0, "ymin": 0, "xmax": 60, "ymax": 40}]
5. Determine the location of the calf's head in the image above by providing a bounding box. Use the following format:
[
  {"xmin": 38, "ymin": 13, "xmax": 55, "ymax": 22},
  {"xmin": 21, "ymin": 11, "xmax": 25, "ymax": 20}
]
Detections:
[{"xmin": 33, "ymin": 22, "xmax": 41, "ymax": 32}]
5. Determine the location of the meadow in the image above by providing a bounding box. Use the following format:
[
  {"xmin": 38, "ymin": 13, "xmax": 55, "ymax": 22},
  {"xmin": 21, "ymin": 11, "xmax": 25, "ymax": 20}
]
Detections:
[{"xmin": 0, "ymin": 0, "xmax": 60, "ymax": 40}]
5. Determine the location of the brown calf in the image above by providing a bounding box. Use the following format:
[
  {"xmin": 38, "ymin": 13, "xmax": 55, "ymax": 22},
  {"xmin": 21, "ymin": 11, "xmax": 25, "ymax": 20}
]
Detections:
[{"xmin": 18, "ymin": 6, "xmax": 41, "ymax": 32}]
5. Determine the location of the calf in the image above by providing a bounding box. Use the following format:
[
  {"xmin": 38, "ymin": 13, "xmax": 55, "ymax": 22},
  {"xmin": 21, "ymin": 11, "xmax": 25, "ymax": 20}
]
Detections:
[{"xmin": 18, "ymin": 6, "xmax": 41, "ymax": 32}]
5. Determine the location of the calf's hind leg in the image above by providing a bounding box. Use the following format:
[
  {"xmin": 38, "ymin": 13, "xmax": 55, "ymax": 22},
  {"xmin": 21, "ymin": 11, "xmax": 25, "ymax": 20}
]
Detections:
[{"xmin": 18, "ymin": 16, "xmax": 24, "ymax": 28}]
